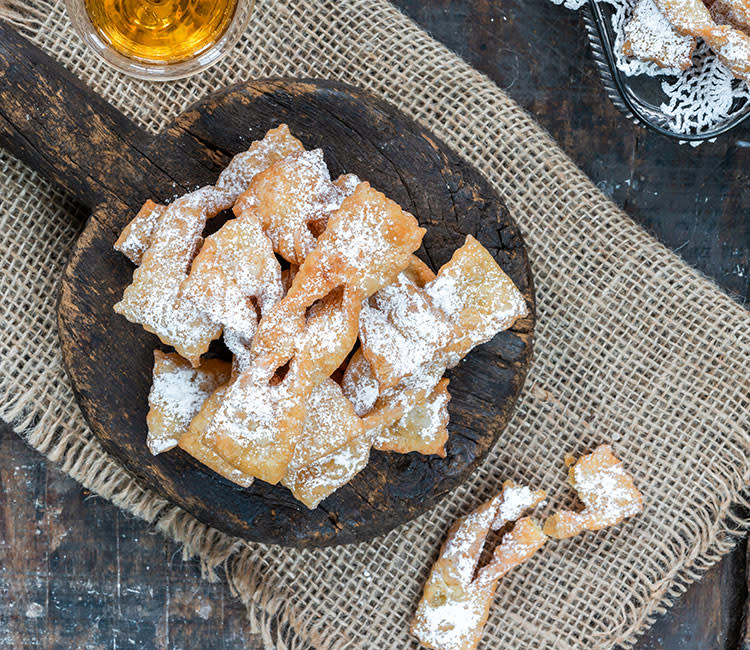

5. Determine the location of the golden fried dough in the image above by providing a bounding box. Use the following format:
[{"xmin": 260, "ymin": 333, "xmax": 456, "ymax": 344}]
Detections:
[
  {"xmin": 426, "ymin": 235, "xmax": 528, "ymax": 361},
  {"xmin": 180, "ymin": 207, "xmax": 283, "ymax": 369},
  {"xmin": 652, "ymin": 0, "xmax": 750, "ymax": 81},
  {"xmin": 373, "ymin": 378, "xmax": 451, "ymax": 457},
  {"xmin": 622, "ymin": 0, "xmax": 696, "ymax": 70},
  {"xmin": 543, "ymin": 445, "xmax": 644, "ymax": 539},
  {"xmin": 146, "ymin": 350, "xmax": 231, "ymax": 455},
  {"xmin": 177, "ymin": 382, "xmax": 255, "ymax": 488},
  {"xmin": 237, "ymin": 149, "xmax": 358, "ymax": 265},
  {"xmin": 348, "ymin": 236, "xmax": 527, "ymax": 456},
  {"xmin": 411, "ymin": 482, "xmax": 546, "ymax": 650},
  {"xmin": 114, "ymin": 199, "xmax": 165, "ymax": 265},
  {"xmin": 281, "ymin": 379, "xmax": 368, "ymax": 509},
  {"xmin": 359, "ymin": 272, "xmax": 457, "ymax": 391}
]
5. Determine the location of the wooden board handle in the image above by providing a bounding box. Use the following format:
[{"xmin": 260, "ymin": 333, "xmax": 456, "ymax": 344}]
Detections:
[{"xmin": 0, "ymin": 21, "xmax": 186, "ymax": 211}]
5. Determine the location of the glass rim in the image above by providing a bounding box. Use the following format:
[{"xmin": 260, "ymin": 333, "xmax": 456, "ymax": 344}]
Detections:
[{"xmin": 63, "ymin": 0, "xmax": 255, "ymax": 82}]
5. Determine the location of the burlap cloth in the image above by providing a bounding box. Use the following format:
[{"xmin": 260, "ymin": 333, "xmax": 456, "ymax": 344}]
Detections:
[{"xmin": 1, "ymin": 0, "xmax": 749, "ymax": 648}]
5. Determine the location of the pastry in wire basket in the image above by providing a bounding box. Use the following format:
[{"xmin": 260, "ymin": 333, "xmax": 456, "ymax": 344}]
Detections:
[
  {"xmin": 112, "ymin": 124, "xmax": 529, "ymax": 508},
  {"xmin": 622, "ymin": 0, "xmax": 750, "ymax": 81}
]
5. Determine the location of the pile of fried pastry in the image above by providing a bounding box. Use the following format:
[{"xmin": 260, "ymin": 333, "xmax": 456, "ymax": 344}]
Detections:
[
  {"xmin": 411, "ymin": 444, "xmax": 644, "ymax": 650},
  {"xmin": 622, "ymin": 0, "xmax": 750, "ymax": 79},
  {"xmin": 112, "ymin": 124, "xmax": 528, "ymax": 509}
]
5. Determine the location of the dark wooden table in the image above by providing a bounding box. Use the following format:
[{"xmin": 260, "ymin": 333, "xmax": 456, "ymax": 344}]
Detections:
[{"xmin": 1, "ymin": 1, "xmax": 748, "ymax": 648}]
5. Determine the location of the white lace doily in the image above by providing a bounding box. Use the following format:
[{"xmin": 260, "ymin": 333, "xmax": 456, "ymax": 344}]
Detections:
[{"xmin": 553, "ymin": 0, "xmax": 750, "ymax": 137}]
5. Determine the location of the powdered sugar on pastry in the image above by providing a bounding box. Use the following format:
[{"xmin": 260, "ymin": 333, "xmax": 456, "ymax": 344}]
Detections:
[
  {"xmin": 113, "ymin": 125, "xmax": 305, "ymax": 365},
  {"xmin": 623, "ymin": 0, "xmax": 696, "ymax": 70},
  {"xmin": 180, "ymin": 207, "xmax": 284, "ymax": 362},
  {"xmin": 710, "ymin": 0, "xmax": 750, "ymax": 30},
  {"xmin": 372, "ymin": 378, "xmax": 451, "ymax": 457},
  {"xmin": 282, "ymin": 381, "xmax": 369, "ymax": 509},
  {"xmin": 114, "ymin": 200, "xmax": 165, "ymax": 264},
  {"xmin": 651, "ymin": 0, "xmax": 750, "ymax": 81},
  {"xmin": 348, "ymin": 237, "xmax": 527, "ymax": 455},
  {"xmin": 411, "ymin": 482, "xmax": 547, "ymax": 650},
  {"xmin": 237, "ymin": 149, "xmax": 359, "ymax": 265},
  {"xmin": 359, "ymin": 272, "xmax": 456, "ymax": 390},
  {"xmin": 543, "ymin": 445, "xmax": 644, "ymax": 539},
  {"xmin": 146, "ymin": 351, "xmax": 231, "ymax": 455},
  {"xmin": 493, "ymin": 481, "xmax": 547, "ymax": 530},
  {"xmin": 425, "ymin": 235, "xmax": 528, "ymax": 362}
]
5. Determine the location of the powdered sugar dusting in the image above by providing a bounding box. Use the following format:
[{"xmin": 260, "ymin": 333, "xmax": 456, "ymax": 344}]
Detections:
[
  {"xmin": 114, "ymin": 200, "xmax": 165, "ymax": 264},
  {"xmin": 623, "ymin": 0, "xmax": 695, "ymax": 71},
  {"xmin": 494, "ymin": 484, "xmax": 546, "ymax": 529},
  {"xmin": 114, "ymin": 125, "xmax": 304, "ymax": 363},
  {"xmin": 572, "ymin": 456, "xmax": 644, "ymax": 525},
  {"xmin": 146, "ymin": 353, "xmax": 230, "ymax": 455},
  {"xmin": 359, "ymin": 272, "xmax": 455, "ymax": 390}
]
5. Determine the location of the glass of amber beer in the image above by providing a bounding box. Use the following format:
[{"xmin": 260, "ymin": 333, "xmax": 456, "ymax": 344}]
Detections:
[{"xmin": 65, "ymin": 0, "xmax": 254, "ymax": 80}]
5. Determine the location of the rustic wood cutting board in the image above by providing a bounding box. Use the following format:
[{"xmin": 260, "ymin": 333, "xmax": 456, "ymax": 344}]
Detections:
[{"xmin": 0, "ymin": 21, "xmax": 535, "ymax": 546}]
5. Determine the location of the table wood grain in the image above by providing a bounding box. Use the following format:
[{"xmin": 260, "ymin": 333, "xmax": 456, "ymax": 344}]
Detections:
[{"xmin": 1, "ymin": 0, "xmax": 748, "ymax": 648}]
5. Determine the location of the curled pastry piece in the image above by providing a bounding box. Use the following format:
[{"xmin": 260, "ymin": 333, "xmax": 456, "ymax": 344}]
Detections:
[
  {"xmin": 651, "ymin": 0, "xmax": 750, "ymax": 81},
  {"xmin": 113, "ymin": 125, "xmax": 305, "ymax": 365},
  {"xmin": 411, "ymin": 482, "xmax": 547, "ymax": 650},
  {"xmin": 349, "ymin": 236, "xmax": 527, "ymax": 456},
  {"xmin": 543, "ymin": 445, "xmax": 644, "ymax": 539},
  {"xmin": 622, "ymin": 0, "xmax": 696, "ymax": 70},
  {"xmin": 205, "ymin": 286, "xmax": 362, "ymax": 484},
  {"xmin": 180, "ymin": 207, "xmax": 284, "ymax": 367},
  {"xmin": 146, "ymin": 350, "xmax": 231, "ymax": 455},
  {"xmin": 198, "ymin": 183, "xmax": 425, "ymax": 484},
  {"xmin": 426, "ymin": 235, "xmax": 528, "ymax": 362},
  {"xmin": 282, "ymin": 379, "xmax": 369, "ymax": 508},
  {"xmin": 237, "ymin": 149, "xmax": 359, "ymax": 265},
  {"xmin": 251, "ymin": 181, "xmax": 426, "ymax": 368}
]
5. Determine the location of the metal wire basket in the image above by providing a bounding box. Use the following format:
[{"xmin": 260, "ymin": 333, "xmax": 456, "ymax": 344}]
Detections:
[{"xmin": 583, "ymin": 0, "xmax": 750, "ymax": 141}]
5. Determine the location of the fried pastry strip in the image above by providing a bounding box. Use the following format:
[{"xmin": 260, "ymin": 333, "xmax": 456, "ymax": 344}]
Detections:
[
  {"xmin": 652, "ymin": 0, "xmax": 750, "ymax": 81},
  {"xmin": 411, "ymin": 482, "xmax": 547, "ymax": 650},
  {"xmin": 543, "ymin": 445, "xmax": 644, "ymax": 539},
  {"xmin": 180, "ymin": 207, "xmax": 284, "ymax": 369},
  {"xmin": 709, "ymin": 0, "xmax": 750, "ymax": 31},
  {"xmin": 622, "ymin": 0, "xmax": 696, "ymax": 70},
  {"xmin": 372, "ymin": 378, "xmax": 451, "ymax": 457},
  {"xmin": 113, "ymin": 125, "xmax": 304, "ymax": 365},
  {"xmin": 177, "ymin": 382, "xmax": 255, "ymax": 488},
  {"xmin": 359, "ymin": 271, "xmax": 457, "ymax": 391},
  {"xmin": 206, "ymin": 286, "xmax": 361, "ymax": 484},
  {"xmin": 250, "ymin": 181, "xmax": 426, "ymax": 368},
  {"xmin": 281, "ymin": 379, "xmax": 368, "ymax": 509},
  {"xmin": 114, "ymin": 200, "xmax": 166, "ymax": 265},
  {"xmin": 426, "ymin": 235, "xmax": 528, "ymax": 362},
  {"xmin": 146, "ymin": 351, "xmax": 231, "ymax": 455}
]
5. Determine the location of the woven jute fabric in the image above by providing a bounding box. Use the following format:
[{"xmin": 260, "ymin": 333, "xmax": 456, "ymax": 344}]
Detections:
[{"xmin": 1, "ymin": 1, "xmax": 749, "ymax": 648}]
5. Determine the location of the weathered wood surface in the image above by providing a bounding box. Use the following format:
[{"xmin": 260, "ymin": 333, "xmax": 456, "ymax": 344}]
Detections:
[{"xmin": 1, "ymin": 0, "xmax": 748, "ymax": 647}]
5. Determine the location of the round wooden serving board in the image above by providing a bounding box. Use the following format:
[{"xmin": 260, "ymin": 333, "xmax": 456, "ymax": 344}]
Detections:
[{"xmin": 0, "ymin": 22, "xmax": 534, "ymax": 546}]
